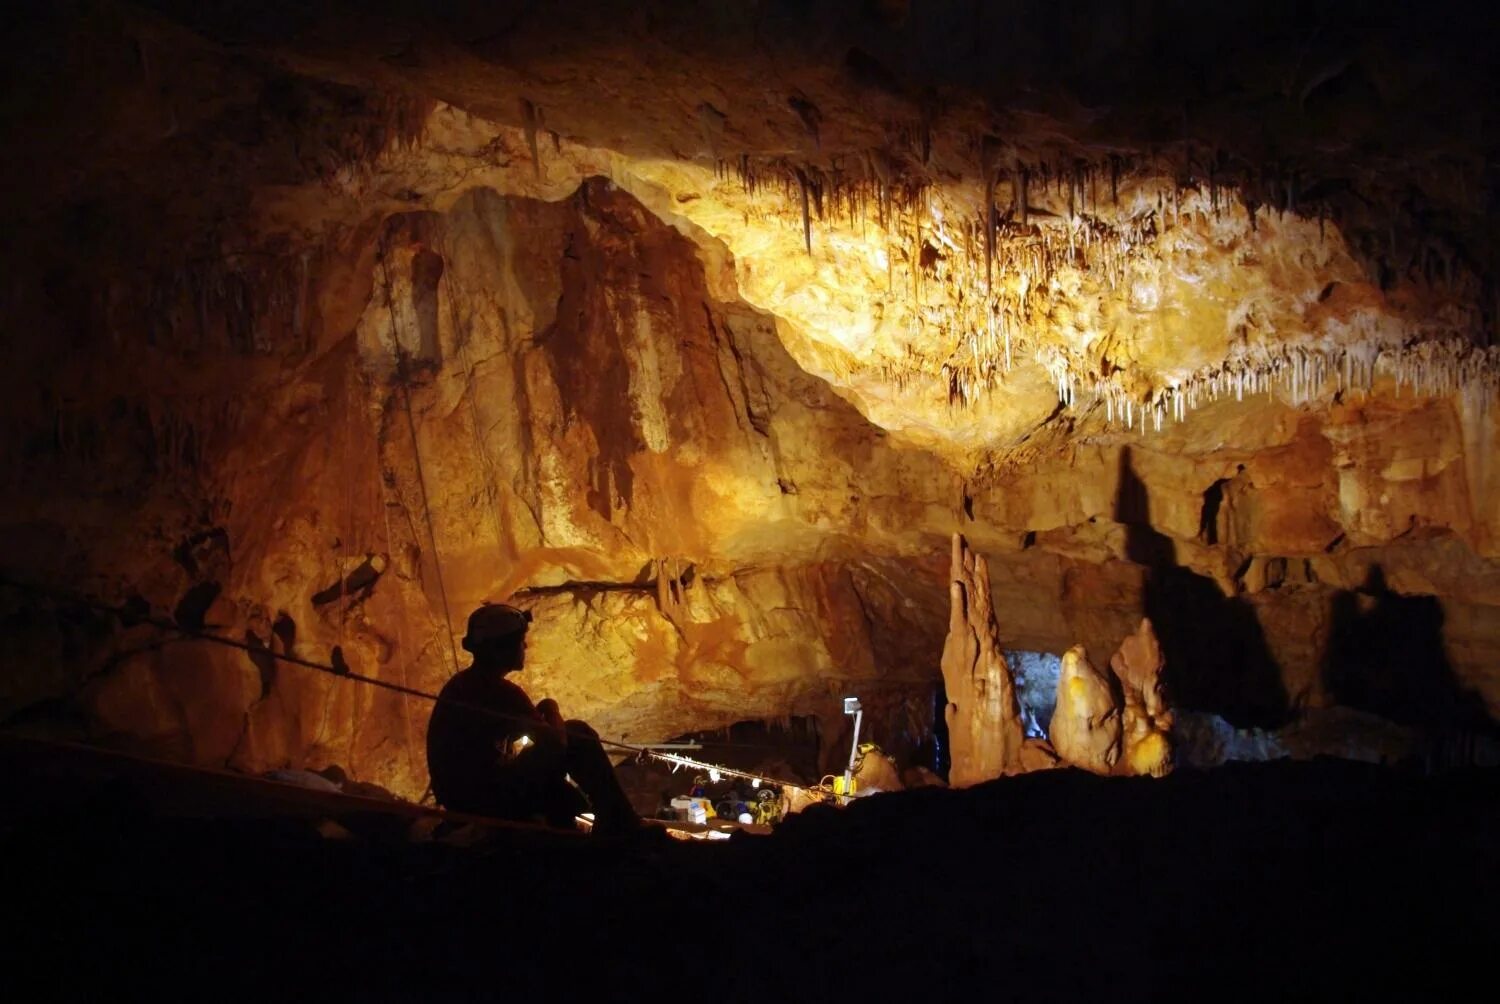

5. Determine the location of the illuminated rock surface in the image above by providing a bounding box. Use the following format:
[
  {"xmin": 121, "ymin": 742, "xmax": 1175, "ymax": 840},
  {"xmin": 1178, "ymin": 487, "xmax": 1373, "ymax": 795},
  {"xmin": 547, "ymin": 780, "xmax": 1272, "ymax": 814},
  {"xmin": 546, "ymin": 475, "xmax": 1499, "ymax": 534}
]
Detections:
[
  {"xmin": 2, "ymin": 2, "xmax": 1498, "ymax": 795},
  {"xmin": 1050, "ymin": 645, "xmax": 1121, "ymax": 775},
  {"xmin": 1110, "ymin": 617, "xmax": 1174, "ymax": 776},
  {"xmin": 940, "ymin": 534, "xmax": 1024, "ymax": 784}
]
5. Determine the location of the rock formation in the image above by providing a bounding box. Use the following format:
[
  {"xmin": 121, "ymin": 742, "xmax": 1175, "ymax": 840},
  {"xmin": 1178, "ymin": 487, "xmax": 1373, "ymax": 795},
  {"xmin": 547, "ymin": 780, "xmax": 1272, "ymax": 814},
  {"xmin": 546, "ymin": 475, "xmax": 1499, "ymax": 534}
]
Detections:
[
  {"xmin": 851, "ymin": 747, "xmax": 905, "ymax": 794},
  {"xmin": 2, "ymin": 3, "xmax": 1498, "ymax": 795},
  {"xmin": 940, "ymin": 534, "xmax": 1024, "ymax": 785},
  {"xmin": 1049, "ymin": 620, "xmax": 1174, "ymax": 777},
  {"xmin": 1110, "ymin": 618, "xmax": 1175, "ymax": 777},
  {"xmin": 1050, "ymin": 645, "xmax": 1122, "ymax": 775}
]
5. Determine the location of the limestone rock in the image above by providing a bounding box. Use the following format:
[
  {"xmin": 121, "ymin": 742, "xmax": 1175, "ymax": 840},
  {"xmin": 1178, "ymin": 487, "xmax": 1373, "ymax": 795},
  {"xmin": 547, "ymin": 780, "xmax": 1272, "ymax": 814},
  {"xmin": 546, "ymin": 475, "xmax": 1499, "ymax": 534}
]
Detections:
[
  {"xmin": 851, "ymin": 748, "xmax": 903, "ymax": 794},
  {"xmin": 5, "ymin": 8, "xmax": 1500, "ymax": 799},
  {"xmin": 1049, "ymin": 645, "xmax": 1122, "ymax": 775},
  {"xmin": 1018, "ymin": 738, "xmax": 1062, "ymax": 773},
  {"xmin": 940, "ymin": 534, "xmax": 1024, "ymax": 785},
  {"xmin": 900, "ymin": 766, "xmax": 948, "ymax": 789},
  {"xmin": 1110, "ymin": 618, "xmax": 1175, "ymax": 777},
  {"xmin": 781, "ymin": 785, "xmax": 830, "ymax": 817}
]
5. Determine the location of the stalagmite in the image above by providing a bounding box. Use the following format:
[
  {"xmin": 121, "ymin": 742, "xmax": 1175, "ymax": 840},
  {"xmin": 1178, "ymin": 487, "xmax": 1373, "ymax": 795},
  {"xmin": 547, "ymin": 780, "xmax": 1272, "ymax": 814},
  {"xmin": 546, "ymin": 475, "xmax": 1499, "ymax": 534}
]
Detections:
[
  {"xmin": 1108, "ymin": 618, "xmax": 1174, "ymax": 777},
  {"xmin": 1049, "ymin": 645, "xmax": 1121, "ymax": 774},
  {"xmin": 940, "ymin": 533, "xmax": 1024, "ymax": 785}
]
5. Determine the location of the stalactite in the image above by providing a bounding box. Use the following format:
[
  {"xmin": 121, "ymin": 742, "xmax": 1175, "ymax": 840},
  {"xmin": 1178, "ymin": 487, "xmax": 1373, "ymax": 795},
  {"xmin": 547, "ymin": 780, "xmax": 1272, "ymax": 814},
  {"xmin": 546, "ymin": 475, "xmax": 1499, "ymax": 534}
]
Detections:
[
  {"xmin": 795, "ymin": 167, "xmax": 812, "ymax": 255},
  {"xmin": 984, "ymin": 169, "xmax": 995, "ymax": 291},
  {"xmin": 717, "ymin": 145, "xmax": 1499, "ymax": 422}
]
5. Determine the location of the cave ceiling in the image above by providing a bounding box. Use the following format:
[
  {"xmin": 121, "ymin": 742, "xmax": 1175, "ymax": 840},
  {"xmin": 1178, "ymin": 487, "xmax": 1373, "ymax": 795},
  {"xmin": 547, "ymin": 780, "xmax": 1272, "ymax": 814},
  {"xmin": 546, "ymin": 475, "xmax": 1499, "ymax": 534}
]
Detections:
[{"xmin": 8, "ymin": 0, "xmax": 1497, "ymax": 460}]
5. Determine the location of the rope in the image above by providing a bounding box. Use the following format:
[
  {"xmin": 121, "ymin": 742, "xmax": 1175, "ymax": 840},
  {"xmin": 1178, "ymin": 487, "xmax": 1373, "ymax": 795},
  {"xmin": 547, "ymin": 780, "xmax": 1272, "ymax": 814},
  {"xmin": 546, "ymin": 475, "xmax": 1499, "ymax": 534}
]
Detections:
[
  {"xmin": 376, "ymin": 234, "xmax": 460, "ymax": 674},
  {"xmin": 647, "ymin": 751, "xmax": 807, "ymax": 791},
  {"xmin": 338, "ymin": 365, "xmax": 354, "ymax": 651},
  {"xmin": 379, "ymin": 455, "xmax": 419, "ymax": 761},
  {"xmin": 0, "ymin": 575, "xmax": 815, "ymax": 796}
]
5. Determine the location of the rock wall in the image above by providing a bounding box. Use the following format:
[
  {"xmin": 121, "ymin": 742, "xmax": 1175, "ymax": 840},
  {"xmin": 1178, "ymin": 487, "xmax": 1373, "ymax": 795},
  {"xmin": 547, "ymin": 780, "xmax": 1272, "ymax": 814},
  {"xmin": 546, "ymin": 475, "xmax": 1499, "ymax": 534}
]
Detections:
[
  {"xmin": 5, "ymin": 172, "xmax": 1499, "ymax": 795},
  {"xmin": 968, "ymin": 401, "xmax": 1500, "ymax": 728},
  {"xmin": 3, "ymin": 6, "xmax": 1499, "ymax": 797},
  {"xmin": 0, "ymin": 180, "xmax": 957, "ymax": 796}
]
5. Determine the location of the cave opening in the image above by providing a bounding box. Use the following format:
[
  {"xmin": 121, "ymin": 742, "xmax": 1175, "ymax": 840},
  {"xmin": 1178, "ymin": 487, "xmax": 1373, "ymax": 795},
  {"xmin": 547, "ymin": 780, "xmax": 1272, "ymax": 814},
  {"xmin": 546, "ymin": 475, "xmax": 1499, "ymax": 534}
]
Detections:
[{"xmin": 1009, "ymin": 650, "xmax": 1062, "ymax": 739}]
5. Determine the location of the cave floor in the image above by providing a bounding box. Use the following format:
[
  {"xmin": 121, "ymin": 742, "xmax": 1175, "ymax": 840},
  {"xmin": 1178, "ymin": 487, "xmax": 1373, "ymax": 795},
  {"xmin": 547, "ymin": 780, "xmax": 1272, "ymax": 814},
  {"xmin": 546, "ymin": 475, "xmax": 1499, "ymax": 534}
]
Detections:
[{"xmin": 2, "ymin": 737, "xmax": 1495, "ymax": 1000}]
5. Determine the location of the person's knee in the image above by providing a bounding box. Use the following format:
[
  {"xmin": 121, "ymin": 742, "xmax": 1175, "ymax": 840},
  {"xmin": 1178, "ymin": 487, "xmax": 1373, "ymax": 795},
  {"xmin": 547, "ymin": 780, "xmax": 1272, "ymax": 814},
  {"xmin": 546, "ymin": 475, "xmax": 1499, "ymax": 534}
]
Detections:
[{"xmin": 565, "ymin": 719, "xmax": 599, "ymax": 741}]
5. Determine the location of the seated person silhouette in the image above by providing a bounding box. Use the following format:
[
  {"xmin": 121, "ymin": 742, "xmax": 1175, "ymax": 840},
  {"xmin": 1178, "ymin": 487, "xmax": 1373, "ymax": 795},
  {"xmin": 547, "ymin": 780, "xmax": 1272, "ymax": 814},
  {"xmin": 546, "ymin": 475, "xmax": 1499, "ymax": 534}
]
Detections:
[{"xmin": 426, "ymin": 604, "xmax": 640, "ymax": 834}]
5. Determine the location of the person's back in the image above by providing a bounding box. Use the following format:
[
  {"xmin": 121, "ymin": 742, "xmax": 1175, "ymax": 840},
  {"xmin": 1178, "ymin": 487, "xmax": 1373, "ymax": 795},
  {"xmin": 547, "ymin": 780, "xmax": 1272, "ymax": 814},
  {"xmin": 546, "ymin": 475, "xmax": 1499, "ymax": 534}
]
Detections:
[
  {"xmin": 424, "ymin": 603, "xmax": 639, "ymax": 833},
  {"xmin": 426, "ymin": 663, "xmax": 555, "ymax": 818}
]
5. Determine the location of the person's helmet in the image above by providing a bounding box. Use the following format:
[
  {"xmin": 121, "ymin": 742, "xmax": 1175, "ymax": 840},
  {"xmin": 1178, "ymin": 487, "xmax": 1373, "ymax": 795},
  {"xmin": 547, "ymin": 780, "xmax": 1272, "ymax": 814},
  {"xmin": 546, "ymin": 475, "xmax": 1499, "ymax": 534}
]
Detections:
[{"xmin": 461, "ymin": 603, "xmax": 532, "ymax": 653}]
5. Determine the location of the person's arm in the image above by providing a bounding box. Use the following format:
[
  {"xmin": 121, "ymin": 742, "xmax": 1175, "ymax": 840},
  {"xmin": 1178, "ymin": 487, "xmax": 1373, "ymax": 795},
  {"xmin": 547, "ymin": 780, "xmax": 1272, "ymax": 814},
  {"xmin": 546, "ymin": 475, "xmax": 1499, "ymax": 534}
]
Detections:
[{"xmin": 498, "ymin": 711, "xmax": 566, "ymax": 776}]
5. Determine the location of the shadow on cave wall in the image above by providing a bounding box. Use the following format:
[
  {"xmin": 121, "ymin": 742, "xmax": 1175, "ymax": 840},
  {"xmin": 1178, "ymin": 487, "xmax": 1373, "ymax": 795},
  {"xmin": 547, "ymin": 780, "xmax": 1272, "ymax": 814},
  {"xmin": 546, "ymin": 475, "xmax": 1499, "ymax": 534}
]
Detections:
[
  {"xmin": 1323, "ymin": 566, "xmax": 1488, "ymax": 731},
  {"xmin": 1117, "ymin": 448, "xmax": 1289, "ymax": 728}
]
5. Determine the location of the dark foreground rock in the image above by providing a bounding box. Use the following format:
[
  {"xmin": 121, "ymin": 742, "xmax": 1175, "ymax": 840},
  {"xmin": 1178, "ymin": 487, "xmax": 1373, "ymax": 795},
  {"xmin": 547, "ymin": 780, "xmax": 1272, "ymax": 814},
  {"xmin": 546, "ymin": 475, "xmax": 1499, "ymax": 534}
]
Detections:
[{"xmin": 2, "ymin": 739, "xmax": 1495, "ymax": 999}]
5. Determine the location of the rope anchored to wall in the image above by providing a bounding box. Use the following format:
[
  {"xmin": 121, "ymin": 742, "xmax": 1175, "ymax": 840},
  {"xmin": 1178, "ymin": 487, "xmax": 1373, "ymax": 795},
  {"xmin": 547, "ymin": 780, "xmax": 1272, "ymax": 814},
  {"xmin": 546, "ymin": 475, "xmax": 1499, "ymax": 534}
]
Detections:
[
  {"xmin": 0, "ymin": 574, "xmax": 821, "ymax": 799},
  {"xmin": 375, "ymin": 231, "xmax": 461, "ymax": 675}
]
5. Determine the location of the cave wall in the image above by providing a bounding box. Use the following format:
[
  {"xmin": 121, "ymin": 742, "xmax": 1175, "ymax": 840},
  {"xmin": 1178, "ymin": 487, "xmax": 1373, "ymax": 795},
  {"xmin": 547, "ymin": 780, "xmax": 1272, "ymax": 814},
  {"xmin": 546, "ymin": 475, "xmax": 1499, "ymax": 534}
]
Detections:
[
  {"xmin": 5, "ymin": 172, "xmax": 1497, "ymax": 798},
  {"xmin": 0, "ymin": 179, "xmax": 960, "ymax": 796},
  {"xmin": 3, "ymin": 2, "xmax": 1499, "ymax": 797},
  {"xmin": 972, "ymin": 399, "xmax": 1500, "ymax": 727}
]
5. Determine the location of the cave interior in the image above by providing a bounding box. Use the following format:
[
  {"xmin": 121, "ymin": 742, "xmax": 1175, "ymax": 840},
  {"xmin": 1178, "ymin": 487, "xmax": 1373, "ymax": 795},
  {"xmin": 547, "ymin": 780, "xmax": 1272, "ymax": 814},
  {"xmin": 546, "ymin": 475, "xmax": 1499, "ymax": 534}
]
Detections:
[{"xmin": 2, "ymin": 0, "xmax": 1498, "ymax": 995}]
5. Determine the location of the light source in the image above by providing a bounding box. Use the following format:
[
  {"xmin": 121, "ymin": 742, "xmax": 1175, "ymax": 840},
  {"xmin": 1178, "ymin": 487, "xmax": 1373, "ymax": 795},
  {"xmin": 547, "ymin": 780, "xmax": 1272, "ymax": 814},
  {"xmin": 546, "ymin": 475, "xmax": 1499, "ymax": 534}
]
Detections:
[{"xmin": 840, "ymin": 697, "xmax": 863, "ymax": 800}]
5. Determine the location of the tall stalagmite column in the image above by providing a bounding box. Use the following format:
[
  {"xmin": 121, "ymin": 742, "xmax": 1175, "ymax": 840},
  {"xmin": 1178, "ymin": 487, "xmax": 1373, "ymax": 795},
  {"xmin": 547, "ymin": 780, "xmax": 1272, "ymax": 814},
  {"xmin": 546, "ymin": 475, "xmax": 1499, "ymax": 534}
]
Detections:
[{"xmin": 940, "ymin": 533, "xmax": 1024, "ymax": 785}]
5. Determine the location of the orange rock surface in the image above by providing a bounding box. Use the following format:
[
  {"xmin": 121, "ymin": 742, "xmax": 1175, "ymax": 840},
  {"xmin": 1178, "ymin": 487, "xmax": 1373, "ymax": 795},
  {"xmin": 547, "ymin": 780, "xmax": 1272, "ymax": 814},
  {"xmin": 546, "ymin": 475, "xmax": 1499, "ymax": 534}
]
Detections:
[{"xmin": 2, "ymin": 3, "xmax": 1497, "ymax": 797}]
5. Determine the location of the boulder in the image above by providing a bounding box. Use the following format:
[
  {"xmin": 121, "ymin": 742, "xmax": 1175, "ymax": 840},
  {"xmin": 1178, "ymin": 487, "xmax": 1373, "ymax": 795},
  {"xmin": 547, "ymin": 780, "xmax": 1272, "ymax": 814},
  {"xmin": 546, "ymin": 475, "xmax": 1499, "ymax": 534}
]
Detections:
[{"xmin": 851, "ymin": 747, "xmax": 904, "ymax": 793}]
